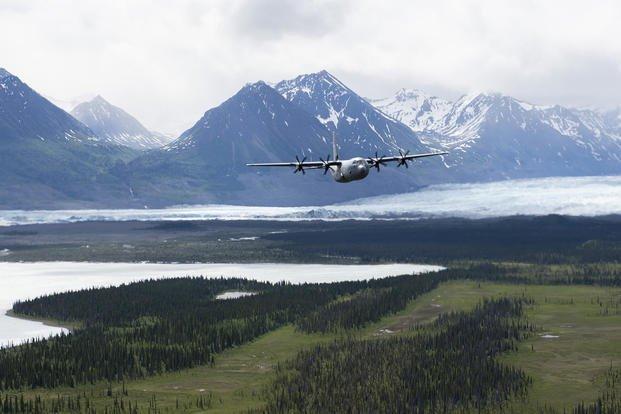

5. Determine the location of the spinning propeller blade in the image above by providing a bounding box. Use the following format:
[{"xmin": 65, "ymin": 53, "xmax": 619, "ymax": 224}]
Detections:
[
  {"xmin": 319, "ymin": 154, "xmax": 332, "ymax": 175},
  {"xmin": 294, "ymin": 155, "xmax": 307, "ymax": 174}
]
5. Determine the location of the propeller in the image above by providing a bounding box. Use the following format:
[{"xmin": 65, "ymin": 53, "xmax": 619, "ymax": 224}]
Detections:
[
  {"xmin": 293, "ymin": 155, "xmax": 307, "ymax": 175},
  {"xmin": 369, "ymin": 151, "xmax": 387, "ymax": 172},
  {"xmin": 319, "ymin": 154, "xmax": 333, "ymax": 175},
  {"xmin": 396, "ymin": 149, "xmax": 411, "ymax": 168}
]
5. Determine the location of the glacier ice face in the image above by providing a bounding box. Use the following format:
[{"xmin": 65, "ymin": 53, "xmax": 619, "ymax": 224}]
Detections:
[{"xmin": 0, "ymin": 175, "xmax": 619, "ymax": 225}]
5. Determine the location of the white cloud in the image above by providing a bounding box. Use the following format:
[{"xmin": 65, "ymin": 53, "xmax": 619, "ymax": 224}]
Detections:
[
  {"xmin": 232, "ymin": 0, "xmax": 347, "ymax": 40},
  {"xmin": 1, "ymin": 0, "xmax": 619, "ymax": 134}
]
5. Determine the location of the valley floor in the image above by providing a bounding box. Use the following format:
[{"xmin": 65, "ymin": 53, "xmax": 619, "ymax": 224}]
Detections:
[{"xmin": 8, "ymin": 279, "xmax": 621, "ymax": 413}]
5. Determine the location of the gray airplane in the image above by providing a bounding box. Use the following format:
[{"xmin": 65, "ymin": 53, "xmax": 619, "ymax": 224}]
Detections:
[{"xmin": 247, "ymin": 134, "xmax": 447, "ymax": 183}]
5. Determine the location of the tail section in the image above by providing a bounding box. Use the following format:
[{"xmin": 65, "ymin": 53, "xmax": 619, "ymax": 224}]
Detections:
[{"xmin": 332, "ymin": 132, "xmax": 339, "ymax": 160}]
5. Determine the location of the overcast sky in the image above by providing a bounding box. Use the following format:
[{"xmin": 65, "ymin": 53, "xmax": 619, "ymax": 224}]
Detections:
[{"xmin": 1, "ymin": 0, "xmax": 620, "ymax": 134}]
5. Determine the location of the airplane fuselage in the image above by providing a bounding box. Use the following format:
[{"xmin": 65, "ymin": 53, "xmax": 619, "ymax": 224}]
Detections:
[
  {"xmin": 246, "ymin": 133, "xmax": 448, "ymax": 180},
  {"xmin": 331, "ymin": 157, "xmax": 370, "ymax": 183}
]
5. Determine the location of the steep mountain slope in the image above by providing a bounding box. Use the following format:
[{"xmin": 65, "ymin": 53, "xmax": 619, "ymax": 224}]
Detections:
[
  {"xmin": 126, "ymin": 81, "xmax": 330, "ymax": 205},
  {"xmin": 165, "ymin": 81, "xmax": 330, "ymax": 164},
  {"xmin": 0, "ymin": 68, "xmax": 98, "ymax": 144},
  {"xmin": 602, "ymin": 107, "xmax": 621, "ymax": 136},
  {"xmin": 0, "ymin": 68, "xmax": 132, "ymax": 208},
  {"xmin": 374, "ymin": 89, "xmax": 621, "ymax": 180},
  {"xmin": 71, "ymin": 96, "xmax": 172, "ymax": 150},
  {"xmin": 369, "ymin": 88, "xmax": 452, "ymax": 133},
  {"xmin": 126, "ymin": 81, "xmax": 437, "ymax": 206},
  {"xmin": 274, "ymin": 71, "xmax": 436, "ymax": 157}
]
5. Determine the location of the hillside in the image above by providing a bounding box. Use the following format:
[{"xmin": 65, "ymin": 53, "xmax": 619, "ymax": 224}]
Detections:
[
  {"xmin": 0, "ymin": 68, "xmax": 133, "ymax": 209},
  {"xmin": 71, "ymin": 96, "xmax": 172, "ymax": 150},
  {"xmin": 374, "ymin": 89, "xmax": 621, "ymax": 181},
  {"xmin": 125, "ymin": 80, "xmax": 434, "ymax": 206}
]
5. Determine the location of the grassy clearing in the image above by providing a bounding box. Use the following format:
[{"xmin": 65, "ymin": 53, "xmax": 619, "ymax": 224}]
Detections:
[
  {"xmin": 12, "ymin": 326, "xmax": 337, "ymax": 413},
  {"xmin": 121, "ymin": 326, "xmax": 338, "ymax": 413},
  {"xmin": 399, "ymin": 281, "xmax": 621, "ymax": 412}
]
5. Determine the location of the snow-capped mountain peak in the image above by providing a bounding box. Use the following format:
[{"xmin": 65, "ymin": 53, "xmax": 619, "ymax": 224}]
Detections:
[
  {"xmin": 0, "ymin": 68, "xmax": 100, "ymax": 144},
  {"xmin": 371, "ymin": 89, "xmax": 452, "ymax": 133},
  {"xmin": 162, "ymin": 79, "xmax": 330, "ymax": 166},
  {"xmin": 71, "ymin": 96, "xmax": 172, "ymax": 150},
  {"xmin": 393, "ymin": 87, "xmax": 433, "ymax": 102},
  {"xmin": 373, "ymin": 86, "xmax": 621, "ymax": 174},
  {"xmin": 276, "ymin": 70, "xmax": 354, "ymax": 130},
  {"xmin": 275, "ymin": 70, "xmax": 430, "ymax": 155},
  {"xmin": 0, "ymin": 68, "xmax": 12, "ymax": 80}
]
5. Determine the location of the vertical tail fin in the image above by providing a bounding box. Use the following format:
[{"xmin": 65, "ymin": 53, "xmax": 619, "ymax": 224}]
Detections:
[{"xmin": 332, "ymin": 132, "xmax": 339, "ymax": 160}]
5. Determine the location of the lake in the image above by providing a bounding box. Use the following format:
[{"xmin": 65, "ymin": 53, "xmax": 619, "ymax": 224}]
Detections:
[{"xmin": 0, "ymin": 261, "xmax": 443, "ymax": 347}]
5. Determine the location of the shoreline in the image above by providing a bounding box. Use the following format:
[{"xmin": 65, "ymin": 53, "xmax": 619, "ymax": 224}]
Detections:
[{"xmin": 5, "ymin": 309, "xmax": 80, "ymax": 333}]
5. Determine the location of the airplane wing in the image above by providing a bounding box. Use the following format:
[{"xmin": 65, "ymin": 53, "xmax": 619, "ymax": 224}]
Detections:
[
  {"xmin": 246, "ymin": 158, "xmax": 341, "ymax": 174},
  {"xmin": 246, "ymin": 161, "xmax": 324, "ymax": 167},
  {"xmin": 246, "ymin": 161, "xmax": 342, "ymax": 167},
  {"xmin": 366, "ymin": 150, "xmax": 447, "ymax": 169},
  {"xmin": 367, "ymin": 151, "xmax": 447, "ymax": 164}
]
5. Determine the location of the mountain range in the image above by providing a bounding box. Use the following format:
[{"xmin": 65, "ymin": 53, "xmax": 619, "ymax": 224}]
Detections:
[
  {"xmin": 0, "ymin": 68, "xmax": 137, "ymax": 209},
  {"xmin": 373, "ymin": 89, "xmax": 621, "ymax": 181},
  {"xmin": 0, "ymin": 67, "xmax": 619, "ymax": 208}
]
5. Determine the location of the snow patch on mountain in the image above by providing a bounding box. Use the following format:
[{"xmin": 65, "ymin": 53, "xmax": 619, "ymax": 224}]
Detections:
[
  {"xmin": 370, "ymin": 88, "xmax": 452, "ymax": 133},
  {"xmin": 373, "ymin": 87, "xmax": 621, "ymax": 169},
  {"xmin": 71, "ymin": 96, "xmax": 172, "ymax": 150},
  {"xmin": 376, "ymin": 89, "xmax": 621, "ymax": 146},
  {"xmin": 274, "ymin": 71, "xmax": 432, "ymax": 155}
]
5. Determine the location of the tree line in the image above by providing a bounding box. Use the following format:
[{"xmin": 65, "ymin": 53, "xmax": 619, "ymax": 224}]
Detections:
[
  {"xmin": 267, "ymin": 215, "xmax": 621, "ymax": 264},
  {"xmin": 262, "ymin": 297, "xmax": 535, "ymax": 413},
  {"xmin": 7, "ymin": 262, "xmax": 621, "ymax": 391},
  {"xmin": 3, "ymin": 274, "xmax": 447, "ymax": 390},
  {"xmin": 297, "ymin": 272, "xmax": 447, "ymax": 333},
  {"xmin": 0, "ymin": 391, "xmax": 213, "ymax": 413}
]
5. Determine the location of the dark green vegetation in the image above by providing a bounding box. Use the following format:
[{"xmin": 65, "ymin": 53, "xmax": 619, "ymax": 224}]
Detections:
[
  {"xmin": 2, "ymin": 215, "xmax": 621, "ymax": 264},
  {"xmin": 573, "ymin": 367, "xmax": 621, "ymax": 414},
  {"xmin": 12, "ymin": 277, "xmax": 271, "ymax": 325},
  {"xmin": 297, "ymin": 271, "xmax": 442, "ymax": 332},
  {"xmin": 266, "ymin": 298, "xmax": 534, "ymax": 413},
  {"xmin": 3, "ymin": 273, "xmax": 450, "ymax": 390}
]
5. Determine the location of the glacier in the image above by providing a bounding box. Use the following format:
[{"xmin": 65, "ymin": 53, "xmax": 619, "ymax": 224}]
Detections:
[{"xmin": 0, "ymin": 175, "xmax": 619, "ymax": 225}]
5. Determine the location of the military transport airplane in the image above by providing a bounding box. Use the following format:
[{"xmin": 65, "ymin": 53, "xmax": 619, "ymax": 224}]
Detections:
[{"xmin": 247, "ymin": 134, "xmax": 447, "ymax": 183}]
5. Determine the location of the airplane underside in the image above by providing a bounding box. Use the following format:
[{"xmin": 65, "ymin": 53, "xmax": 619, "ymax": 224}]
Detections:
[
  {"xmin": 246, "ymin": 133, "xmax": 447, "ymax": 182},
  {"xmin": 331, "ymin": 158, "xmax": 371, "ymax": 183}
]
